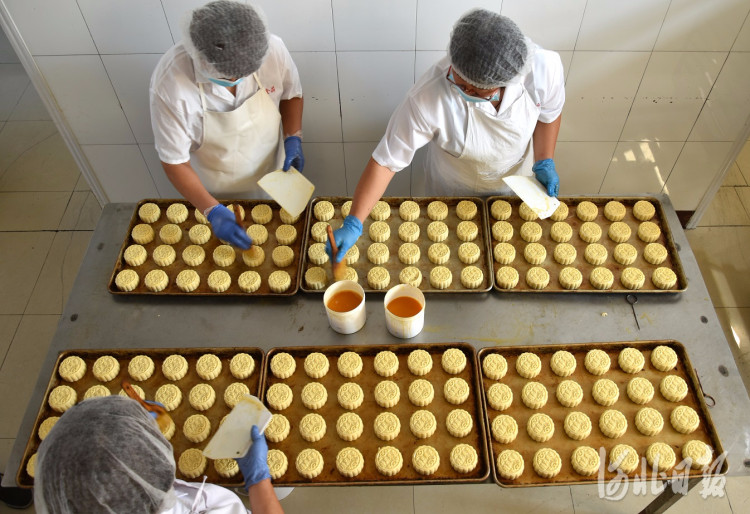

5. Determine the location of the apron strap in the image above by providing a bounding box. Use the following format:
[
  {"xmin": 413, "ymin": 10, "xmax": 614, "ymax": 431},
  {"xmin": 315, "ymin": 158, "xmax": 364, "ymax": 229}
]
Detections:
[
  {"xmin": 252, "ymin": 72, "xmax": 264, "ymax": 91},
  {"xmin": 198, "ymin": 82, "xmax": 208, "ymax": 112}
]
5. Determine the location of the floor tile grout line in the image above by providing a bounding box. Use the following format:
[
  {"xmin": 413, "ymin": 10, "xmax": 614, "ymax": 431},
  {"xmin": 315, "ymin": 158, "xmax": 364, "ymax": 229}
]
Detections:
[{"xmin": 0, "ymin": 315, "xmax": 23, "ymax": 371}]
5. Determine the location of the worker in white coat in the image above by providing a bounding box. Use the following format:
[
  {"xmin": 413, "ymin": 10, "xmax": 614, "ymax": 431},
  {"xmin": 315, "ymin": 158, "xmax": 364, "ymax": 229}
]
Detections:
[
  {"xmin": 33, "ymin": 395, "xmax": 283, "ymax": 514},
  {"xmin": 150, "ymin": 0, "xmax": 303, "ymax": 249},
  {"xmin": 328, "ymin": 9, "xmax": 564, "ymax": 260}
]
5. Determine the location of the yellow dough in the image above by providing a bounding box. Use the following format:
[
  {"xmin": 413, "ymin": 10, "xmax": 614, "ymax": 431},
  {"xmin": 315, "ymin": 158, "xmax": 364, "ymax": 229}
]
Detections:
[
  {"xmin": 296, "ymin": 448, "xmax": 324, "ymax": 479},
  {"xmin": 576, "ymin": 201, "xmax": 598, "ymax": 222},
  {"xmin": 604, "ymin": 200, "xmax": 626, "ymax": 221},
  {"xmin": 621, "ymin": 267, "xmax": 645, "ymax": 290},
  {"xmin": 375, "ymin": 446, "xmax": 403, "ymax": 476},
  {"xmin": 118, "ymin": 384, "xmax": 144, "ymax": 400},
  {"xmin": 340, "ymin": 201, "xmax": 352, "ymax": 218},
  {"xmin": 246, "ymin": 224, "xmax": 268, "ymax": 245},
  {"xmin": 450, "ymin": 443, "xmax": 478, "ymax": 473},
  {"xmin": 409, "ymin": 379, "xmax": 434, "ymax": 407},
  {"xmin": 456, "ymin": 200, "xmax": 477, "ymax": 220},
  {"xmin": 651, "ymin": 345, "xmax": 678, "ymax": 372},
  {"xmin": 271, "ymin": 352, "xmax": 296, "ymax": 379},
  {"xmin": 571, "ymin": 446, "xmax": 600, "ymax": 476},
  {"xmin": 627, "ymin": 377, "xmax": 654, "ymax": 404},
  {"xmin": 564, "ymin": 411, "xmax": 592, "ymax": 441},
  {"xmin": 523, "ymin": 242, "xmax": 546, "ymax": 265},
  {"xmin": 608, "ymin": 221, "xmax": 631, "ymax": 243},
  {"xmin": 671, "ymin": 405, "xmax": 700, "ymax": 434},
  {"xmin": 267, "ymin": 449, "xmax": 288, "ymax": 479},
  {"xmin": 92, "ymin": 355, "xmax": 120, "ymax": 382},
  {"xmin": 526, "ymin": 267, "xmax": 550, "ymax": 290},
  {"xmin": 550, "ymin": 350, "xmax": 577, "ymax": 377},
  {"xmin": 646, "ymin": 442, "xmax": 676, "ymax": 472},
  {"xmin": 374, "ymin": 380, "xmax": 400, "ymax": 408},
  {"xmin": 213, "ymin": 245, "xmax": 236, "ymax": 267},
  {"xmin": 338, "ymin": 351, "xmax": 363, "ymax": 377},
  {"xmin": 178, "ymin": 448, "xmax": 207, "ymax": 479},
  {"xmin": 242, "ymin": 246, "xmax": 265, "ymax": 267},
  {"xmin": 592, "ymin": 378, "xmax": 620, "ymax": 406},
  {"xmin": 207, "ymin": 270, "xmax": 231, "ymax": 293},
  {"xmin": 374, "ymin": 412, "xmax": 401, "ymax": 441},
  {"xmin": 516, "ymin": 352, "xmax": 542, "ymax": 378},
  {"xmin": 442, "ymin": 348, "xmax": 467, "ymax": 374},
  {"xmin": 275, "ymin": 224, "xmax": 297, "ymax": 245},
  {"xmin": 518, "ymin": 202, "xmax": 538, "ymax": 221},
  {"xmin": 224, "ymin": 382, "xmax": 250, "ymax": 408},
  {"xmin": 304, "ymin": 267, "xmax": 327, "ymax": 290},
  {"xmin": 427, "ymin": 200, "xmax": 448, "ymax": 220},
  {"xmin": 337, "ymin": 382, "xmax": 364, "ymax": 410},
  {"xmin": 497, "ymin": 450, "xmax": 525, "ymax": 480},
  {"xmin": 196, "ymin": 354, "xmax": 222, "ymax": 380},
  {"xmin": 444, "ymin": 377, "xmax": 470, "ymax": 405},
  {"xmin": 266, "ymin": 383, "xmax": 293, "ymax": 411},
  {"xmin": 138, "ymin": 202, "xmax": 160, "ymax": 223},
  {"xmin": 682, "ymin": 440, "xmax": 713, "ymax": 470},
  {"xmin": 492, "ymin": 414, "xmax": 518, "ymax": 444},
  {"xmin": 456, "ymin": 220, "xmax": 478, "ymax": 241},
  {"xmin": 238, "ymin": 271, "xmax": 261, "ymax": 293},
  {"xmin": 268, "ymin": 270, "xmax": 291, "ymax": 293},
  {"xmin": 370, "ymin": 200, "xmax": 391, "ymax": 221},
  {"xmin": 188, "ymin": 383, "xmax": 216, "ymax": 411},
  {"xmin": 610, "ymin": 444, "xmax": 639, "ymax": 474},
  {"xmin": 633, "ymin": 200, "xmax": 656, "ymax": 221},
  {"xmin": 271, "ymin": 245, "xmax": 294, "ymax": 267},
  {"xmin": 533, "ymin": 448, "xmax": 562, "ymax": 478},
  {"xmin": 408, "ymin": 349, "xmax": 433, "ymax": 376},
  {"xmin": 369, "ymin": 221, "xmax": 391, "ymax": 242},
  {"xmin": 483, "ymin": 353, "xmax": 507, "ymax": 380},
  {"xmin": 227, "ymin": 204, "xmax": 245, "ymax": 221},
  {"xmin": 152, "ymin": 245, "xmax": 176, "ymax": 267},
  {"xmin": 374, "ymin": 350, "xmax": 399, "ymax": 377},
  {"xmin": 652, "ymin": 267, "xmax": 678, "ymax": 289},
  {"xmin": 312, "ymin": 201, "xmax": 333, "ymax": 222},
  {"xmin": 579, "ymin": 222, "xmax": 602, "ymax": 243},
  {"xmin": 487, "ymin": 383, "xmax": 513, "ymax": 411},
  {"xmin": 229, "ymin": 353, "xmax": 254, "ymax": 379},
  {"xmin": 59, "ymin": 356, "xmax": 86, "ymax": 382},
  {"xmin": 635, "ymin": 407, "xmax": 664, "ymax": 436},
  {"xmin": 299, "ymin": 413, "xmax": 327, "ymax": 442},
  {"xmin": 301, "ymin": 382, "xmax": 328, "ymax": 410},
  {"xmin": 458, "ymin": 242, "xmax": 480, "ymax": 264},
  {"xmin": 115, "ymin": 269, "xmax": 139, "ymax": 292},
  {"xmin": 492, "ymin": 221, "xmax": 514, "ymax": 242},
  {"xmin": 367, "ymin": 267, "xmax": 390, "ymax": 290},
  {"xmin": 491, "ymin": 200, "xmax": 512, "ymax": 220},
  {"xmin": 660, "ymin": 375, "xmax": 688, "ymax": 402},
  {"xmin": 155, "ymin": 383, "xmax": 182, "ymax": 411},
  {"xmin": 279, "ymin": 207, "xmax": 300, "ymax": 224},
  {"xmin": 428, "ymin": 242, "xmax": 450, "ymax": 264},
  {"xmin": 189, "ymin": 224, "xmax": 212, "ymax": 245},
  {"xmin": 557, "ymin": 266, "xmax": 583, "ymax": 288},
  {"xmin": 551, "ymin": 202, "xmax": 569, "ymax": 221},
  {"xmin": 310, "ymin": 221, "xmax": 329, "ymax": 243},
  {"xmin": 495, "ymin": 266, "xmax": 519, "ymax": 289},
  {"xmin": 527, "ymin": 413, "xmax": 555, "ymax": 442},
  {"xmin": 131, "ymin": 224, "xmax": 154, "ymax": 244},
  {"xmin": 183, "ymin": 245, "xmax": 206, "ymax": 267},
  {"xmin": 215, "ymin": 458, "xmax": 240, "ymax": 479},
  {"xmin": 613, "ymin": 243, "xmax": 638, "ymax": 265},
  {"xmin": 493, "ymin": 242, "xmax": 516, "ymax": 264},
  {"xmin": 123, "ymin": 244, "xmax": 147, "ymax": 266},
  {"xmin": 183, "ymin": 414, "xmax": 211, "ymax": 443},
  {"xmin": 343, "ymin": 245, "xmax": 359, "ymax": 264},
  {"xmin": 599, "ymin": 409, "xmax": 628, "ymax": 439},
  {"xmin": 554, "ymin": 243, "xmax": 577, "ymax": 265},
  {"xmin": 644, "ymin": 243, "xmax": 668, "ymax": 265},
  {"xmin": 166, "ymin": 203, "xmax": 188, "ymax": 224},
  {"xmin": 159, "ymin": 224, "xmax": 182, "ymax": 244},
  {"xmin": 336, "ymin": 447, "xmax": 364, "ymax": 477},
  {"xmin": 522, "ymin": 381, "xmax": 548, "ymax": 409},
  {"xmin": 618, "ymin": 347, "xmax": 645, "ymax": 373},
  {"xmin": 446, "ymin": 408, "xmax": 473, "ymax": 438},
  {"xmin": 410, "ymin": 409, "xmax": 437, "ymax": 438},
  {"xmin": 399, "ymin": 200, "xmax": 420, "ymax": 221},
  {"xmin": 413, "ymin": 445, "xmax": 440, "ymax": 475},
  {"xmin": 83, "ymin": 384, "xmax": 110, "ymax": 399},
  {"xmin": 590, "ymin": 267, "xmax": 614, "ymax": 290},
  {"xmin": 336, "ymin": 412, "xmax": 363, "ymax": 442},
  {"xmin": 265, "ymin": 414, "xmax": 291, "ymax": 443},
  {"xmin": 429, "ymin": 266, "xmax": 452, "ymax": 289},
  {"xmin": 194, "ymin": 208, "xmax": 208, "ymax": 224},
  {"xmin": 460, "ymin": 266, "xmax": 484, "ymax": 290},
  {"xmin": 398, "ymin": 221, "xmax": 420, "ymax": 242},
  {"xmin": 398, "ymin": 242, "xmax": 420, "ymax": 265},
  {"xmin": 556, "ymin": 380, "xmax": 583, "ymax": 408},
  {"xmin": 38, "ymin": 417, "xmax": 60, "ymax": 441},
  {"xmin": 550, "ymin": 221, "xmax": 572, "ymax": 243},
  {"xmin": 638, "ymin": 221, "xmax": 661, "ymax": 243},
  {"xmin": 585, "ymin": 349, "xmax": 611, "ymax": 375},
  {"xmin": 128, "ymin": 355, "xmax": 154, "ymax": 381},
  {"xmin": 520, "ymin": 221, "xmax": 543, "ymax": 243},
  {"xmin": 304, "ymin": 352, "xmax": 330, "ymax": 379},
  {"xmin": 584, "ymin": 243, "xmax": 608, "ymax": 265}
]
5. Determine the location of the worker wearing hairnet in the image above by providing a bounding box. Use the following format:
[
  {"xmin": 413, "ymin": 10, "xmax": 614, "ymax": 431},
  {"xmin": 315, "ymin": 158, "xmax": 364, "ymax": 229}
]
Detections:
[
  {"xmin": 328, "ymin": 9, "xmax": 564, "ymax": 261},
  {"xmin": 150, "ymin": 0, "xmax": 303, "ymax": 249},
  {"xmin": 34, "ymin": 395, "xmax": 283, "ymax": 514}
]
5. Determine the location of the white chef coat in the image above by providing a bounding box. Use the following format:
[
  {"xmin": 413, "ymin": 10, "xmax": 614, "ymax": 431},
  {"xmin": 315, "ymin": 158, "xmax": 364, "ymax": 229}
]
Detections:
[
  {"xmin": 159, "ymin": 479, "xmax": 248, "ymax": 514},
  {"xmin": 150, "ymin": 34, "xmax": 302, "ymax": 167},
  {"xmin": 372, "ymin": 47, "xmax": 564, "ymax": 192}
]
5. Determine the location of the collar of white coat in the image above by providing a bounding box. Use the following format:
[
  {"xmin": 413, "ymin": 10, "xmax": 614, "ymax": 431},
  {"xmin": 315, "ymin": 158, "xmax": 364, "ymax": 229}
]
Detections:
[{"xmin": 446, "ymin": 77, "xmax": 524, "ymax": 116}]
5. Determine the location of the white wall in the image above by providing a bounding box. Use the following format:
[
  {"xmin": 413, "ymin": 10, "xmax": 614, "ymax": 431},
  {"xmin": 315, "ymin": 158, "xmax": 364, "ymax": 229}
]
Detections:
[{"xmin": 3, "ymin": 0, "xmax": 750, "ymax": 209}]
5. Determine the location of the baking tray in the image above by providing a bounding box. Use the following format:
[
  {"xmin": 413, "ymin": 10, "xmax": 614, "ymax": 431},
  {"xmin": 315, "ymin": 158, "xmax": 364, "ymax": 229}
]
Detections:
[
  {"xmin": 300, "ymin": 197, "xmax": 493, "ymax": 293},
  {"xmin": 16, "ymin": 347, "xmax": 265, "ymax": 488},
  {"xmin": 262, "ymin": 343, "xmax": 490, "ymax": 486},
  {"xmin": 485, "ymin": 196, "xmax": 688, "ymax": 293},
  {"xmin": 108, "ymin": 199, "xmax": 308, "ymax": 296},
  {"xmin": 477, "ymin": 341, "xmax": 726, "ymax": 487}
]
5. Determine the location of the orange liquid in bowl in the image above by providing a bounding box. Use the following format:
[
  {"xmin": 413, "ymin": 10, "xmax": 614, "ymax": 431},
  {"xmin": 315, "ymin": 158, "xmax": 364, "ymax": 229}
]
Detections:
[
  {"xmin": 386, "ymin": 296, "xmax": 423, "ymax": 318},
  {"xmin": 327, "ymin": 290, "xmax": 363, "ymax": 312}
]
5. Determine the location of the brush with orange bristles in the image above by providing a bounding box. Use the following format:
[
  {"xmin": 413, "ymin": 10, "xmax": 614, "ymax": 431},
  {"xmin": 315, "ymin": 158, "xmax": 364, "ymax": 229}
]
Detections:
[{"xmin": 326, "ymin": 225, "xmax": 346, "ymax": 281}]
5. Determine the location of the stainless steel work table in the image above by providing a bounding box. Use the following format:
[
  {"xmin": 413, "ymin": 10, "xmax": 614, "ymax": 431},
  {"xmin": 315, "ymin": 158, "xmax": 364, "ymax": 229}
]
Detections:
[{"xmin": 5, "ymin": 196, "xmax": 750, "ymax": 512}]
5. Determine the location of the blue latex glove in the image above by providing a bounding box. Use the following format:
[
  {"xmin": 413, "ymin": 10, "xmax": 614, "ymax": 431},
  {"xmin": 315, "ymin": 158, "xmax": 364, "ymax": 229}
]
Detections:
[
  {"xmin": 237, "ymin": 426, "xmax": 272, "ymax": 490},
  {"xmin": 326, "ymin": 215, "xmax": 363, "ymax": 263},
  {"xmin": 282, "ymin": 136, "xmax": 304, "ymax": 171},
  {"xmin": 532, "ymin": 158, "xmax": 560, "ymax": 197},
  {"xmin": 143, "ymin": 400, "xmax": 165, "ymax": 420},
  {"xmin": 207, "ymin": 204, "xmax": 252, "ymax": 249}
]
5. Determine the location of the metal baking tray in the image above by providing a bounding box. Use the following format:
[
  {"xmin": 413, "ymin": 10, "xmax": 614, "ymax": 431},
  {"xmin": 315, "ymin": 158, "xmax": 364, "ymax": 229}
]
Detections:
[
  {"xmin": 484, "ymin": 196, "xmax": 688, "ymax": 293},
  {"xmin": 262, "ymin": 343, "xmax": 490, "ymax": 486},
  {"xmin": 300, "ymin": 197, "xmax": 493, "ymax": 293},
  {"xmin": 108, "ymin": 199, "xmax": 308, "ymax": 296},
  {"xmin": 16, "ymin": 347, "xmax": 265, "ymax": 488},
  {"xmin": 477, "ymin": 341, "xmax": 726, "ymax": 487}
]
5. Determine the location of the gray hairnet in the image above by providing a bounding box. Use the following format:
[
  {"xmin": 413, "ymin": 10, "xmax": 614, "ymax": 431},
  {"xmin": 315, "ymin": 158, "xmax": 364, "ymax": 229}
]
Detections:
[
  {"xmin": 182, "ymin": 0, "xmax": 269, "ymax": 80},
  {"xmin": 449, "ymin": 9, "xmax": 533, "ymax": 89},
  {"xmin": 34, "ymin": 395, "xmax": 176, "ymax": 514}
]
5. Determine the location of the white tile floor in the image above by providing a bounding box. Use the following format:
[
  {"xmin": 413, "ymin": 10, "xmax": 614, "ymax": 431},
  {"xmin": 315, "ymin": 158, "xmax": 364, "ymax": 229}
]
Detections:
[{"xmin": 1, "ymin": 65, "xmax": 750, "ymax": 514}]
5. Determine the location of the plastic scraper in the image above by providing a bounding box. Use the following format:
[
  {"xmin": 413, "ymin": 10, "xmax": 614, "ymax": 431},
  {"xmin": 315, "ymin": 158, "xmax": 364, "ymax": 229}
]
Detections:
[
  {"xmin": 203, "ymin": 394, "xmax": 272, "ymax": 459},
  {"xmin": 502, "ymin": 175, "xmax": 560, "ymax": 220},
  {"xmin": 257, "ymin": 167, "xmax": 315, "ymax": 219}
]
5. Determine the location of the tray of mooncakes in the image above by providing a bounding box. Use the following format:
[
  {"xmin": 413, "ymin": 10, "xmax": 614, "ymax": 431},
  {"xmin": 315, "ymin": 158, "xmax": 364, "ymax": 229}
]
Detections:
[
  {"xmin": 485, "ymin": 196, "xmax": 687, "ymax": 293},
  {"xmin": 258, "ymin": 342, "xmax": 490, "ymax": 486},
  {"xmin": 299, "ymin": 197, "xmax": 493, "ymax": 293},
  {"xmin": 16, "ymin": 347, "xmax": 265, "ymax": 488},
  {"xmin": 108, "ymin": 199, "xmax": 308, "ymax": 296},
  {"xmin": 477, "ymin": 340, "xmax": 726, "ymax": 487}
]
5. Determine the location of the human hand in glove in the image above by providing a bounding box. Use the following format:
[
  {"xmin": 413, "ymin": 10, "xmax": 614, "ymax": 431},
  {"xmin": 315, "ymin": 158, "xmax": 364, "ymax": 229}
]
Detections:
[
  {"xmin": 326, "ymin": 215, "xmax": 363, "ymax": 263},
  {"xmin": 236, "ymin": 426, "xmax": 272, "ymax": 490},
  {"xmin": 207, "ymin": 204, "xmax": 252, "ymax": 249},
  {"xmin": 532, "ymin": 158, "xmax": 560, "ymax": 197},
  {"xmin": 283, "ymin": 136, "xmax": 305, "ymax": 172}
]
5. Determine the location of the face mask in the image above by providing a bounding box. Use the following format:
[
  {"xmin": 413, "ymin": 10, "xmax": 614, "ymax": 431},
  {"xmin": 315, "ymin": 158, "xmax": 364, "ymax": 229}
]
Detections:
[
  {"xmin": 448, "ymin": 70, "xmax": 501, "ymax": 103},
  {"xmin": 209, "ymin": 76, "xmax": 245, "ymax": 87}
]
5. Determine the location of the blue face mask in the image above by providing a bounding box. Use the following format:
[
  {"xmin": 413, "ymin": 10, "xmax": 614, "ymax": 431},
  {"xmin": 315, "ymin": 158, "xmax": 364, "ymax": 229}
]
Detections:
[
  {"xmin": 448, "ymin": 70, "xmax": 501, "ymax": 103},
  {"xmin": 209, "ymin": 76, "xmax": 245, "ymax": 87}
]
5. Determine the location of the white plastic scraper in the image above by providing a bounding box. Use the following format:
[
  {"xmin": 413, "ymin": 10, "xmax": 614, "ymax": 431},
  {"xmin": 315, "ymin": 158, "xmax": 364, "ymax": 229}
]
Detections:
[
  {"xmin": 257, "ymin": 167, "xmax": 315, "ymax": 219},
  {"xmin": 502, "ymin": 175, "xmax": 560, "ymax": 220},
  {"xmin": 202, "ymin": 394, "xmax": 272, "ymax": 459}
]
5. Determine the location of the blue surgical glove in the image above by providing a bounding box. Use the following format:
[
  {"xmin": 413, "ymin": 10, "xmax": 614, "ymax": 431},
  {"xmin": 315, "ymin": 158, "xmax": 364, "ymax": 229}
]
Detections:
[
  {"xmin": 207, "ymin": 204, "xmax": 252, "ymax": 249},
  {"xmin": 143, "ymin": 400, "xmax": 165, "ymax": 420},
  {"xmin": 326, "ymin": 215, "xmax": 363, "ymax": 263},
  {"xmin": 283, "ymin": 136, "xmax": 304, "ymax": 171},
  {"xmin": 532, "ymin": 158, "xmax": 560, "ymax": 197},
  {"xmin": 237, "ymin": 426, "xmax": 272, "ymax": 491}
]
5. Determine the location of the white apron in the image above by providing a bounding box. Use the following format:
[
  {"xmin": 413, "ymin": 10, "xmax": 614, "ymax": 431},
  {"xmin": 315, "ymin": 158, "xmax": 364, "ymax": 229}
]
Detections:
[
  {"xmin": 191, "ymin": 74, "xmax": 284, "ymax": 198},
  {"xmin": 425, "ymin": 85, "xmax": 541, "ymax": 196}
]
